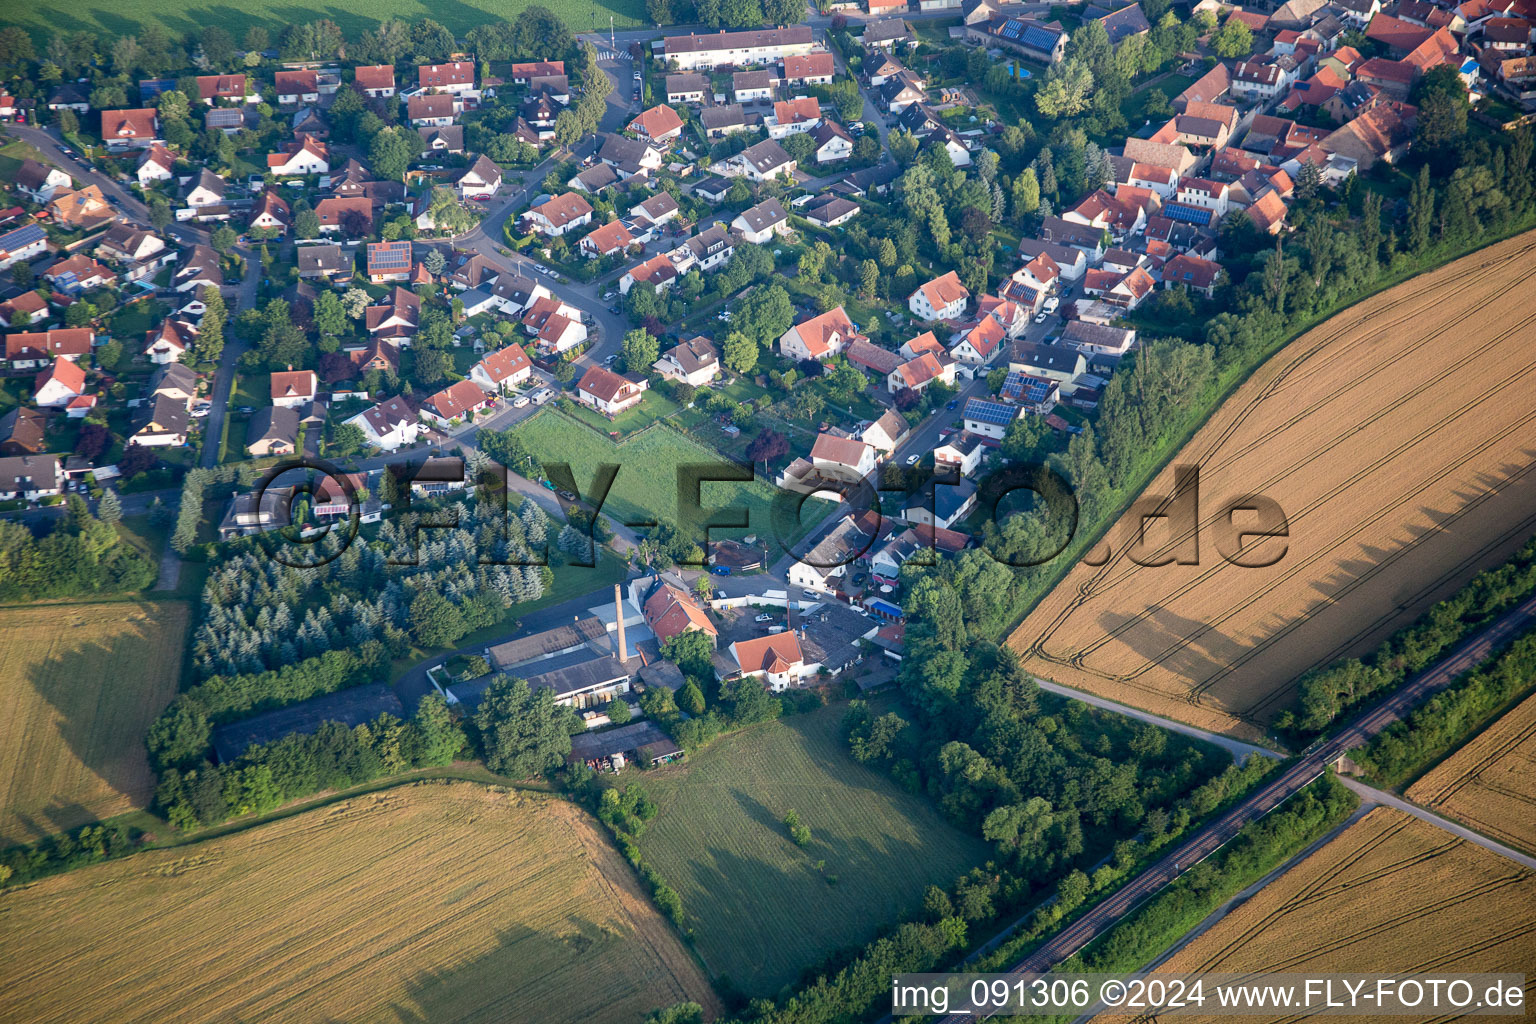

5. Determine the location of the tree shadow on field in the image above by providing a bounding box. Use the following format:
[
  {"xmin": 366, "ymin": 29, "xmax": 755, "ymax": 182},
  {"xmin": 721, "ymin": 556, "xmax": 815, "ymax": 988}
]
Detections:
[
  {"xmin": 3, "ymin": 606, "xmax": 178, "ymax": 847},
  {"xmin": 1097, "ymin": 604, "xmax": 1239, "ymax": 693}
]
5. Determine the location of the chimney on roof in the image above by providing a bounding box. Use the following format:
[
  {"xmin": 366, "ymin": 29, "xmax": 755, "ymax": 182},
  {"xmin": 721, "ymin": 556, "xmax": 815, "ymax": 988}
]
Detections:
[{"xmin": 615, "ymin": 583, "xmax": 627, "ymax": 662}]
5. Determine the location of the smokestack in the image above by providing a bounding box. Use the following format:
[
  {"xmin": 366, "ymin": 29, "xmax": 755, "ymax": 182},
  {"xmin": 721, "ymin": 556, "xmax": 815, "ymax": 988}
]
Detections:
[{"xmin": 615, "ymin": 583, "xmax": 627, "ymax": 662}]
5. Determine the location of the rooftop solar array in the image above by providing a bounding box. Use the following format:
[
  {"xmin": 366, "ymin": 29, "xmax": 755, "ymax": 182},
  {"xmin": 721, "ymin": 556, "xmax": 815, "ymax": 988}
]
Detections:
[
  {"xmin": 1001, "ymin": 371, "xmax": 1054, "ymax": 404},
  {"xmin": 368, "ymin": 241, "xmax": 411, "ymax": 270},
  {"xmin": 964, "ymin": 397, "xmax": 1019, "ymax": 426},
  {"xmin": 1162, "ymin": 202, "xmax": 1214, "ymax": 225},
  {"xmin": 0, "ymin": 224, "xmax": 47, "ymax": 250}
]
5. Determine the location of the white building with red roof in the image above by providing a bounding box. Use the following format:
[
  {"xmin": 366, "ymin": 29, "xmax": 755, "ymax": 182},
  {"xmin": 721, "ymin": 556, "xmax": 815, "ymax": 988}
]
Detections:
[
  {"xmin": 908, "ymin": 270, "xmax": 970, "ymax": 321},
  {"xmin": 470, "ymin": 345, "xmax": 533, "ymax": 393},
  {"xmin": 420, "ymin": 379, "xmax": 491, "ymax": 426},
  {"xmin": 778, "ymin": 306, "xmax": 865, "ymax": 362},
  {"xmin": 34, "ymin": 356, "xmax": 86, "ymax": 407}
]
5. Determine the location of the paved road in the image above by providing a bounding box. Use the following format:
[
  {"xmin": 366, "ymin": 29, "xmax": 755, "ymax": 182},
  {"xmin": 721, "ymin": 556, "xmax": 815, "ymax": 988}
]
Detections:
[
  {"xmin": 1336, "ymin": 774, "xmax": 1536, "ymax": 871},
  {"xmin": 1034, "ymin": 678, "xmax": 1282, "ymax": 765},
  {"xmin": 937, "ymin": 592, "xmax": 1536, "ymax": 1022}
]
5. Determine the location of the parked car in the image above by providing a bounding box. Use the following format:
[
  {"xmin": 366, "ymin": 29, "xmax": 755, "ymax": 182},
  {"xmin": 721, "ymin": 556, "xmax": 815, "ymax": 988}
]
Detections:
[
  {"xmin": 946, "ymin": 400, "xmax": 958, "ymax": 410},
  {"xmin": 247, "ymin": 175, "xmax": 264, "ymax": 192},
  {"xmin": 768, "ymin": 624, "xmax": 787, "ymax": 634},
  {"xmin": 801, "ymin": 589, "xmax": 817, "ymax": 598},
  {"xmin": 511, "ymin": 395, "xmax": 530, "ymax": 407},
  {"xmin": 603, "ymin": 354, "xmax": 617, "ymax": 364},
  {"xmin": 712, "ymin": 565, "xmax": 731, "ymax": 576},
  {"xmin": 1034, "ymin": 311, "xmax": 1049, "ymax": 324},
  {"xmin": 905, "ymin": 453, "xmax": 919, "ymax": 465},
  {"xmin": 754, "ymin": 613, "xmax": 773, "ymax": 622},
  {"xmin": 556, "ymin": 489, "xmax": 578, "ymax": 501}
]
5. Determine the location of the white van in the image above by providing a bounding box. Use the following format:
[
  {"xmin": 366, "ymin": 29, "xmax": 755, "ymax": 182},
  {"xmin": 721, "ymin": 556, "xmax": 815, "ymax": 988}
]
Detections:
[{"xmin": 512, "ymin": 395, "xmax": 530, "ymax": 408}]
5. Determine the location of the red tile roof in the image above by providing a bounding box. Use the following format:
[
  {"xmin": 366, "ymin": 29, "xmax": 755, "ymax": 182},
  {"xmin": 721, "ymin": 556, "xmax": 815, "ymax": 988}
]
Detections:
[
  {"xmin": 732, "ymin": 632, "xmax": 804, "ymax": 675},
  {"xmin": 629, "ymin": 104, "xmax": 685, "ymax": 139}
]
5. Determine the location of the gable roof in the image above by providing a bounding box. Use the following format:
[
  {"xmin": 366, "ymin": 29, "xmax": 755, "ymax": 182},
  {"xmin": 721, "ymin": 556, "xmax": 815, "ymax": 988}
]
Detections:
[
  {"xmin": 788, "ymin": 306, "xmax": 862, "ymax": 358},
  {"xmin": 577, "ymin": 364, "xmax": 639, "ymax": 404},
  {"xmin": 734, "ymin": 197, "xmax": 788, "ymax": 233},
  {"xmin": 733, "ymin": 632, "xmax": 805, "ymax": 674},
  {"xmin": 643, "ymin": 582, "xmax": 717, "ymax": 643},
  {"xmin": 100, "ymin": 108, "xmax": 157, "ymax": 141},
  {"xmin": 914, "ymin": 270, "xmax": 970, "ymax": 311},
  {"xmin": 530, "ymin": 191, "xmax": 594, "ymax": 229},
  {"xmin": 475, "ymin": 344, "xmax": 532, "ymax": 384},
  {"xmin": 353, "ymin": 65, "xmax": 396, "ymax": 91},
  {"xmin": 811, "ymin": 432, "xmax": 872, "ymax": 468},
  {"xmin": 630, "ymin": 104, "xmax": 685, "ymax": 138},
  {"xmin": 425, "ymin": 379, "xmax": 488, "ymax": 420}
]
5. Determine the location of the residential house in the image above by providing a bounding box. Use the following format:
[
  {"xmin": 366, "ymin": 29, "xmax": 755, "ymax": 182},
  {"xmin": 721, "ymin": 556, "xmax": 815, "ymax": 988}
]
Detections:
[
  {"xmin": 701, "ymin": 104, "xmax": 750, "ymax": 138},
  {"xmin": 136, "ymin": 144, "xmax": 175, "ymax": 185},
  {"xmin": 246, "ymin": 405, "xmax": 300, "ymax": 456},
  {"xmin": 454, "ymin": 154, "xmax": 502, "ymax": 199},
  {"xmin": 1161, "ymin": 253, "xmax": 1223, "ymax": 296},
  {"xmin": 420, "ymin": 379, "xmax": 491, "ymax": 427},
  {"xmin": 418, "ymin": 62, "xmax": 476, "ymax": 94},
  {"xmin": 366, "ymin": 239, "xmax": 413, "ymax": 283},
  {"xmin": 598, "ymin": 133, "xmax": 665, "ymax": 178},
  {"xmin": 0, "ymin": 407, "xmax": 48, "ymax": 456},
  {"xmin": 714, "ymin": 139, "xmax": 796, "ymax": 182},
  {"xmin": 5, "ymin": 328, "xmax": 92, "ymax": 370},
  {"xmin": 861, "ymin": 408, "xmax": 909, "ymax": 457},
  {"xmin": 663, "ymin": 27, "xmax": 817, "ymax": 71},
  {"xmin": 630, "ymin": 104, "xmax": 686, "ymax": 145},
  {"xmin": 864, "ymin": 18, "xmax": 917, "ymax": 49},
  {"xmin": 270, "ymin": 369, "xmax": 318, "ymax": 409},
  {"xmin": 728, "ymin": 632, "xmax": 812, "ymax": 691},
  {"xmin": 803, "ymin": 194, "xmax": 860, "ymax": 227},
  {"xmin": 249, "ymin": 191, "xmax": 291, "ymax": 235},
  {"xmin": 364, "ymin": 287, "xmax": 421, "ymax": 343},
  {"xmin": 966, "ymin": 15, "xmax": 1067, "ymax": 62},
  {"xmin": 297, "ymin": 243, "xmax": 353, "ymax": 281},
  {"xmin": 195, "ymin": 74, "xmax": 251, "ymax": 104},
  {"xmin": 523, "ymin": 192, "xmax": 594, "ymax": 236},
  {"xmin": 14, "ymin": 159, "xmax": 70, "ymax": 202},
  {"xmin": 1321, "ymin": 104, "xmax": 1412, "ymax": 169},
  {"xmin": 129, "ymin": 393, "xmax": 191, "ymax": 447},
  {"xmin": 0, "ymin": 290, "xmax": 48, "ymax": 329},
  {"xmin": 46, "ymin": 83, "xmax": 90, "ymax": 113},
  {"xmin": 99, "ymin": 108, "xmax": 159, "ymax": 149},
  {"xmin": 767, "ymin": 96, "xmax": 821, "ymax": 138},
  {"xmin": 903, "ymin": 476, "xmax": 977, "ymax": 530},
  {"xmin": 46, "ymin": 185, "xmax": 114, "ymax": 230},
  {"xmin": 933, "ymin": 432, "xmax": 985, "ymax": 477},
  {"xmin": 577, "ymin": 365, "xmax": 648, "ymax": 416},
  {"xmin": 620, "ymin": 253, "xmax": 679, "ymax": 295},
  {"xmin": 143, "ymin": 318, "xmax": 195, "ymax": 363},
  {"xmin": 783, "ymin": 52, "xmax": 836, "ymax": 86},
  {"xmin": 353, "ymin": 65, "xmax": 397, "ymax": 98},
  {"xmin": 731, "ymin": 197, "xmax": 790, "ymax": 243},
  {"xmin": 632, "ymin": 192, "xmax": 681, "ymax": 234},
  {"xmin": 407, "ymin": 94, "xmax": 456, "ymax": 127},
  {"xmin": 642, "ymin": 581, "xmax": 717, "ymax": 646},
  {"xmin": 949, "ymin": 314, "xmax": 1007, "ymax": 365},
  {"xmin": 668, "ymin": 224, "xmax": 734, "ymax": 274},
  {"xmin": 1010, "ymin": 340, "xmax": 1086, "ymax": 388},
  {"xmin": 43, "ymin": 254, "xmax": 115, "ymax": 295},
  {"xmin": 999, "ymin": 251, "xmax": 1061, "ymax": 314},
  {"xmin": 909, "ymin": 270, "xmax": 970, "ymax": 321},
  {"xmin": 810, "ymin": 121, "xmax": 855, "ymax": 163},
  {"xmin": 345, "ymin": 395, "xmax": 421, "ymax": 451},
  {"xmin": 653, "ymin": 336, "xmax": 720, "ymax": 385},
  {"xmin": 314, "ymin": 196, "xmax": 374, "ymax": 237},
  {"xmin": 581, "ymin": 219, "xmax": 636, "ymax": 259},
  {"xmin": 274, "ymin": 69, "xmax": 319, "ymax": 105},
  {"xmin": 888, "ymin": 351, "xmax": 954, "ymax": 393},
  {"xmin": 0, "ymin": 454, "xmax": 63, "ymax": 501},
  {"xmin": 470, "ymin": 345, "xmax": 533, "ymax": 393},
  {"xmin": 1231, "ymin": 59, "xmax": 1296, "ymax": 101},
  {"xmin": 33, "ymin": 357, "xmax": 86, "ymax": 407},
  {"xmin": 1061, "ymin": 319, "xmax": 1136, "ymax": 358},
  {"xmin": 0, "ymin": 224, "xmax": 46, "ymax": 273},
  {"xmin": 779, "ymin": 306, "xmax": 865, "ymax": 362},
  {"xmin": 665, "ymin": 73, "xmax": 711, "ymax": 103}
]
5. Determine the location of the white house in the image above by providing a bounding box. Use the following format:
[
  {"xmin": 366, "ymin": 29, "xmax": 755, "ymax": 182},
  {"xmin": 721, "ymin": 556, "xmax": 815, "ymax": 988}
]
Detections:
[
  {"xmin": 346, "ymin": 395, "xmax": 422, "ymax": 451},
  {"xmin": 269, "ymin": 369, "xmax": 318, "ymax": 409},
  {"xmin": 470, "ymin": 344, "xmax": 533, "ymax": 393},
  {"xmin": 420, "ymin": 379, "xmax": 491, "ymax": 427},
  {"xmin": 664, "ymin": 26, "xmax": 817, "ymax": 71},
  {"xmin": 33, "ymin": 357, "xmax": 86, "ymax": 408},
  {"xmin": 136, "ymin": 144, "xmax": 176, "ymax": 186},
  {"xmin": 779, "ymin": 306, "xmax": 864, "ymax": 362},
  {"xmin": 267, "ymin": 135, "xmax": 330, "ymax": 176},
  {"xmin": 731, "ymin": 198, "xmax": 790, "ymax": 244},
  {"xmin": 0, "ymin": 454, "xmax": 64, "ymax": 501},
  {"xmin": 454, "ymin": 154, "xmax": 503, "ymax": 199},
  {"xmin": 811, "ymin": 121, "xmax": 855, "ymax": 163},
  {"xmin": 523, "ymin": 192, "xmax": 593, "ymax": 236},
  {"xmin": 653, "ymin": 336, "xmax": 720, "ymax": 386},
  {"xmin": 15, "ymin": 159, "xmax": 70, "ymax": 202},
  {"xmin": 908, "ymin": 270, "xmax": 970, "ymax": 321},
  {"xmin": 713, "ymin": 139, "xmax": 796, "ymax": 183},
  {"xmin": 577, "ymin": 365, "xmax": 648, "ymax": 416},
  {"xmin": 729, "ymin": 632, "xmax": 816, "ymax": 691}
]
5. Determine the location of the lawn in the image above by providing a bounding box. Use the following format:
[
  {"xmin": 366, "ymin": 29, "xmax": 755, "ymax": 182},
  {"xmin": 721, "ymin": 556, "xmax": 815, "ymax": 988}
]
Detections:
[
  {"xmin": 0, "ymin": 784, "xmax": 721, "ymax": 1024},
  {"xmin": 0, "ymin": 0, "xmax": 646, "ymax": 41},
  {"xmin": 562, "ymin": 387, "xmax": 682, "ymax": 437},
  {"xmin": 634, "ymin": 703, "xmax": 992, "ymax": 996},
  {"xmin": 510, "ymin": 410, "xmax": 828, "ymax": 547},
  {"xmin": 0, "ymin": 138, "xmax": 50, "ymax": 183},
  {"xmin": 0, "ymin": 600, "xmax": 190, "ymax": 845}
]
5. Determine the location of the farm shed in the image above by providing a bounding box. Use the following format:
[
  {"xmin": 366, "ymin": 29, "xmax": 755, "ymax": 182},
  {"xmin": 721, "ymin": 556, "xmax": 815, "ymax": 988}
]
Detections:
[
  {"xmin": 569, "ymin": 721, "xmax": 683, "ymax": 771},
  {"xmin": 211, "ymin": 683, "xmax": 403, "ymax": 763}
]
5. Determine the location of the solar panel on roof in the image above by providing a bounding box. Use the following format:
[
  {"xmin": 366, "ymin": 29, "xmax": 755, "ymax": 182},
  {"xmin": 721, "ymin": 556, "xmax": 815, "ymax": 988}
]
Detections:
[
  {"xmin": 1022, "ymin": 26, "xmax": 1058, "ymax": 49},
  {"xmin": 369, "ymin": 242, "xmax": 411, "ymax": 269},
  {"xmin": 964, "ymin": 398, "xmax": 1018, "ymax": 426},
  {"xmin": 1163, "ymin": 203, "xmax": 1213, "ymax": 225}
]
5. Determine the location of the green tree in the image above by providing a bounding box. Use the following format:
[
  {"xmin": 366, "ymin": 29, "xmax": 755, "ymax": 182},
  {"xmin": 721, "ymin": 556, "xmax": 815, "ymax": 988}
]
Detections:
[
  {"xmin": 722, "ymin": 330, "xmax": 757, "ymax": 375},
  {"xmin": 678, "ymin": 679, "xmax": 707, "ymax": 716},
  {"xmin": 369, "ymin": 127, "xmax": 414, "ymax": 182},
  {"xmin": 606, "ymin": 696, "xmax": 632, "ymax": 724},
  {"xmin": 294, "ymin": 206, "xmax": 321, "ymax": 239},
  {"xmin": 410, "ymin": 589, "xmax": 467, "ymax": 648},
  {"xmin": 1211, "ymin": 18, "xmax": 1253, "ymax": 59},
  {"xmin": 211, "ymin": 224, "xmax": 238, "ymax": 255},
  {"xmin": 472, "ymin": 676, "xmax": 579, "ymax": 778},
  {"xmin": 313, "ymin": 289, "xmax": 347, "ymax": 340},
  {"xmin": 96, "ymin": 489, "xmax": 122, "ymax": 527},
  {"xmin": 858, "ymin": 258, "xmax": 879, "ymax": 298},
  {"xmin": 194, "ymin": 287, "xmax": 226, "ymax": 365},
  {"xmin": 623, "ymin": 327, "xmax": 659, "ymax": 371}
]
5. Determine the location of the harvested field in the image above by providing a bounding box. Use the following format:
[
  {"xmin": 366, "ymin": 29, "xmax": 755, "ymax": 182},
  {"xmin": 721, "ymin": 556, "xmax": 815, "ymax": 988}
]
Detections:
[
  {"xmin": 0, "ymin": 601, "xmax": 188, "ymax": 845},
  {"xmin": 1098, "ymin": 808, "xmax": 1536, "ymax": 1023},
  {"xmin": 1407, "ymin": 690, "xmax": 1536, "ymax": 855},
  {"xmin": 0, "ymin": 783, "xmax": 719, "ymax": 1024},
  {"xmin": 635, "ymin": 704, "xmax": 992, "ymax": 995},
  {"xmin": 1012, "ymin": 232, "xmax": 1536, "ymax": 739}
]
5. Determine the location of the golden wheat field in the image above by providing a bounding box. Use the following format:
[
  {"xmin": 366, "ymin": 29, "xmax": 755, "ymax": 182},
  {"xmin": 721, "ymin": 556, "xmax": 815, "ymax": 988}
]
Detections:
[
  {"xmin": 1011, "ymin": 232, "xmax": 1536, "ymax": 740},
  {"xmin": 1407, "ymin": 690, "xmax": 1536, "ymax": 855},
  {"xmin": 0, "ymin": 783, "xmax": 719, "ymax": 1024},
  {"xmin": 1098, "ymin": 808, "xmax": 1536, "ymax": 1023},
  {"xmin": 0, "ymin": 601, "xmax": 189, "ymax": 845}
]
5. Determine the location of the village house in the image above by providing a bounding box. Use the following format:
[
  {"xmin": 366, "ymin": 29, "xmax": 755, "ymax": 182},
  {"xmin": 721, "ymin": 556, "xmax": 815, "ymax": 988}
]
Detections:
[
  {"xmin": 246, "ymin": 406, "xmax": 300, "ymax": 456},
  {"xmin": 365, "ymin": 240, "xmax": 414, "ymax": 283},
  {"xmin": 270, "ymin": 369, "xmax": 318, "ymax": 409},
  {"xmin": 470, "ymin": 345, "xmax": 533, "ymax": 393},
  {"xmin": 730, "ymin": 197, "xmax": 790, "ymax": 243},
  {"xmin": 274, "ymin": 69, "xmax": 320, "ymax": 106},
  {"xmin": 6, "ymin": 328, "xmax": 93, "ymax": 370},
  {"xmin": 653, "ymin": 336, "xmax": 720, "ymax": 385},
  {"xmin": 630, "ymin": 104, "xmax": 686, "ymax": 145},
  {"xmin": 407, "ymin": 94, "xmax": 456, "ymax": 127},
  {"xmin": 523, "ymin": 192, "xmax": 594, "ymax": 236},
  {"xmin": 620, "ymin": 253, "xmax": 679, "ymax": 295},
  {"xmin": 14, "ymin": 159, "xmax": 70, "ymax": 202},
  {"xmin": 767, "ymin": 96, "xmax": 822, "ymax": 138},
  {"xmin": 33, "ymin": 357, "xmax": 86, "ymax": 408},
  {"xmin": 576, "ymin": 365, "xmax": 648, "ymax": 416},
  {"xmin": 345, "ymin": 395, "xmax": 421, "ymax": 451},
  {"xmin": 714, "ymin": 139, "xmax": 796, "ymax": 182},
  {"xmin": 100, "ymin": 108, "xmax": 160, "ymax": 149},
  {"xmin": 420, "ymin": 379, "xmax": 491, "ymax": 427},
  {"xmin": 663, "ymin": 27, "xmax": 817, "ymax": 71},
  {"xmin": 727, "ymin": 632, "xmax": 814, "ymax": 691},
  {"xmin": 365, "ymin": 287, "xmax": 421, "ymax": 343},
  {"xmin": 0, "ymin": 224, "xmax": 47, "ymax": 272},
  {"xmin": 779, "ymin": 306, "xmax": 866, "ymax": 362},
  {"xmin": 0, "ymin": 454, "xmax": 64, "ymax": 501},
  {"xmin": 909, "ymin": 270, "xmax": 971, "ymax": 321},
  {"xmin": 143, "ymin": 319, "xmax": 196, "ymax": 364},
  {"xmin": 353, "ymin": 65, "xmax": 396, "ymax": 98}
]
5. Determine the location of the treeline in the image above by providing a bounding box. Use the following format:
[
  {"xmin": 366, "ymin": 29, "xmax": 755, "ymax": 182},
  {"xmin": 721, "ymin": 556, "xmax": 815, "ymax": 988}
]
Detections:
[
  {"xmin": 153, "ymin": 694, "xmax": 466, "ymax": 829},
  {"xmin": 1057, "ymin": 774, "xmax": 1357, "ymax": 981},
  {"xmin": 0, "ymin": 821, "xmax": 137, "ymax": 891},
  {"xmin": 1281, "ymin": 533, "xmax": 1536, "ymax": 736},
  {"xmin": 0, "ymin": 495, "xmax": 155, "ymax": 602},
  {"xmin": 1354, "ymin": 629, "xmax": 1536, "ymax": 787},
  {"xmin": 571, "ymin": 779, "xmax": 685, "ymax": 926},
  {"xmin": 146, "ymin": 647, "xmax": 385, "ymax": 772}
]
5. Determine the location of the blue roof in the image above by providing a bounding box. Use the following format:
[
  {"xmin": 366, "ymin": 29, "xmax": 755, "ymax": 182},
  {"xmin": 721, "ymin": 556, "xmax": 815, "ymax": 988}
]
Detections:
[
  {"xmin": 1000, "ymin": 371, "xmax": 1055, "ymax": 404},
  {"xmin": 964, "ymin": 397, "xmax": 1020, "ymax": 426},
  {"xmin": 1162, "ymin": 202, "xmax": 1213, "ymax": 225},
  {"xmin": 1021, "ymin": 25, "xmax": 1060, "ymax": 50},
  {"xmin": 0, "ymin": 224, "xmax": 46, "ymax": 251}
]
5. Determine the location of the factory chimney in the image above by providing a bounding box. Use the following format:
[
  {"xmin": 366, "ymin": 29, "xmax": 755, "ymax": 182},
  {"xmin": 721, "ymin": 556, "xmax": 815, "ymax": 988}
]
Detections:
[{"xmin": 615, "ymin": 583, "xmax": 627, "ymax": 662}]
